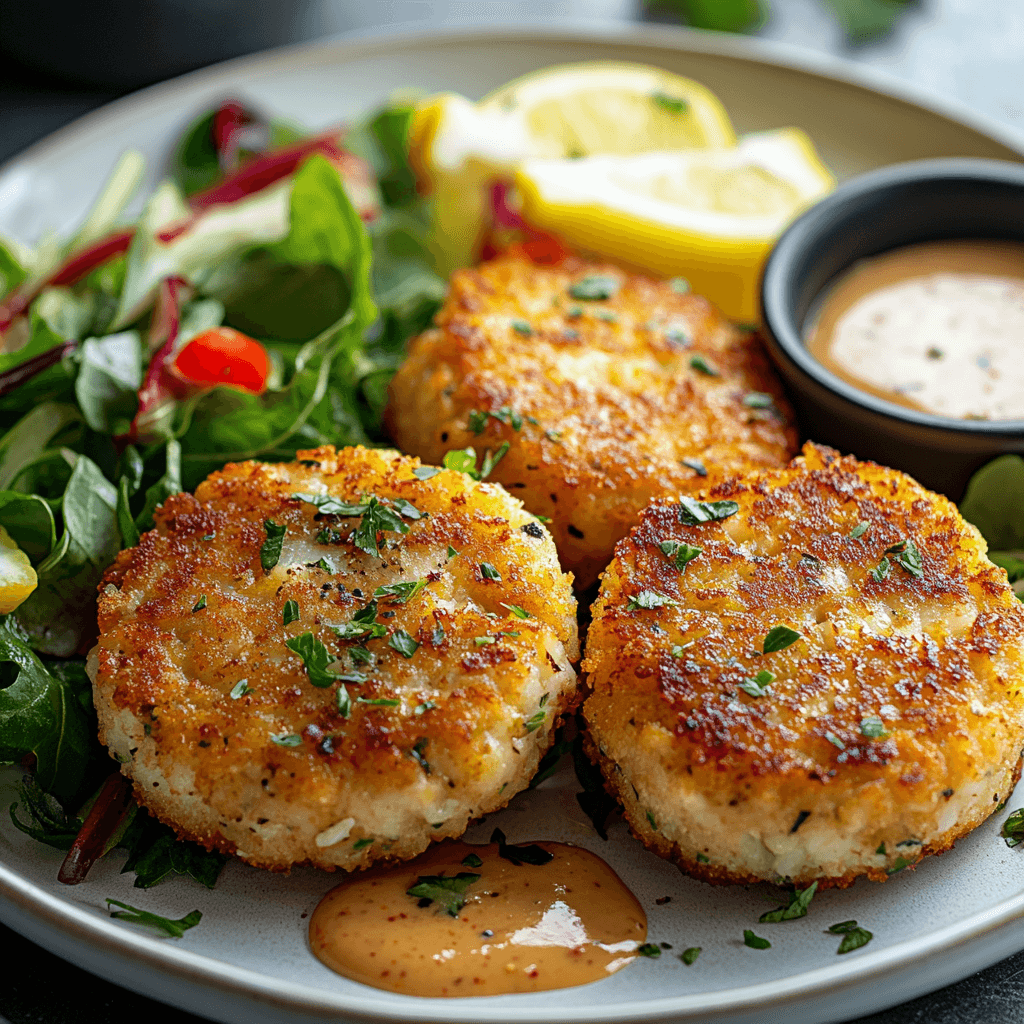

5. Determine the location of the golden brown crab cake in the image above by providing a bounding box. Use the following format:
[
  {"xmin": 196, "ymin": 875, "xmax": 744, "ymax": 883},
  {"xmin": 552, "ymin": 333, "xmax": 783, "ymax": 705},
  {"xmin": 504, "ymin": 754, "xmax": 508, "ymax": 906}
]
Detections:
[
  {"xmin": 582, "ymin": 442, "xmax": 1024, "ymax": 888},
  {"xmin": 385, "ymin": 248, "xmax": 797, "ymax": 589},
  {"xmin": 91, "ymin": 445, "xmax": 578, "ymax": 873}
]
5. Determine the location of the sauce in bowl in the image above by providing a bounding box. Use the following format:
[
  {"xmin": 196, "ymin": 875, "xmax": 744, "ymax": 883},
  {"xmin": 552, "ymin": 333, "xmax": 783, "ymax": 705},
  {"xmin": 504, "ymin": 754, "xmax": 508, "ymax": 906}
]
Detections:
[
  {"xmin": 309, "ymin": 837, "xmax": 647, "ymax": 997},
  {"xmin": 805, "ymin": 239, "xmax": 1024, "ymax": 420}
]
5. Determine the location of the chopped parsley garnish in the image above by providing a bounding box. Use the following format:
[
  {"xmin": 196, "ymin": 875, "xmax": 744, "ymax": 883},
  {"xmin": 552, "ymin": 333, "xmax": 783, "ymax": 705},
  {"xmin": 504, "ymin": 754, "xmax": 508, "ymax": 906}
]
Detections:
[
  {"xmin": 511, "ymin": 318, "xmax": 533, "ymax": 336},
  {"xmin": 106, "ymin": 900, "xmax": 202, "ymax": 938},
  {"xmin": 739, "ymin": 669, "xmax": 774, "ymax": 698},
  {"xmin": 646, "ymin": 810, "xmax": 657, "ymax": 831},
  {"xmin": 349, "ymin": 645, "xmax": 373, "ymax": 664},
  {"xmin": 431, "ymin": 624, "xmax": 445, "ymax": 645},
  {"xmin": 652, "ymin": 91, "xmax": 688, "ymax": 115},
  {"xmin": 468, "ymin": 409, "xmax": 489, "ymax": 434},
  {"xmin": 743, "ymin": 391, "xmax": 776, "ymax": 409},
  {"xmin": 637, "ymin": 943, "xmax": 661, "ymax": 958},
  {"xmin": 696, "ymin": 853, "xmax": 710, "ymax": 864},
  {"xmin": 828, "ymin": 920, "xmax": 873, "ymax": 954},
  {"xmin": 413, "ymin": 465, "xmax": 442, "ymax": 480},
  {"xmin": 389, "ymin": 630, "xmax": 420, "ymax": 658},
  {"xmin": 285, "ymin": 632, "xmax": 341, "ymax": 688},
  {"xmin": 502, "ymin": 603, "xmax": 532, "ymax": 619},
  {"xmin": 260, "ymin": 520, "xmax": 286, "ymax": 572},
  {"xmin": 282, "ymin": 599, "xmax": 299, "ymax": 625},
  {"xmin": 665, "ymin": 327, "xmax": 690, "ymax": 347},
  {"xmin": 374, "ymin": 579, "xmax": 428, "ymax": 604},
  {"xmin": 568, "ymin": 274, "xmax": 619, "ymax": 301},
  {"xmin": 850, "ymin": 521, "xmax": 870, "ymax": 539},
  {"xmin": 229, "ymin": 679, "xmax": 251, "ymax": 699},
  {"xmin": 1001, "ymin": 808, "xmax": 1024, "ymax": 847},
  {"xmin": 566, "ymin": 305, "xmax": 583, "ymax": 319},
  {"xmin": 670, "ymin": 641, "xmax": 694, "ymax": 657},
  {"xmin": 876, "ymin": 843, "xmax": 887, "ymax": 856},
  {"xmin": 887, "ymin": 856, "xmax": 912, "ymax": 875},
  {"xmin": 596, "ymin": 310, "xmax": 618, "ymax": 323},
  {"xmin": 762, "ymin": 625, "xmax": 802, "ymax": 653},
  {"xmin": 682, "ymin": 457, "xmax": 707, "ymax": 476},
  {"xmin": 759, "ymin": 881, "xmax": 817, "ymax": 923},
  {"xmin": 870, "ymin": 556, "xmax": 891, "ymax": 582},
  {"xmin": 474, "ymin": 635, "xmax": 496, "ymax": 646},
  {"xmin": 462, "ymin": 852, "xmax": 483, "ymax": 868},
  {"xmin": 680, "ymin": 947, "xmax": 701, "ymax": 965},
  {"xmin": 352, "ymin": 837, "xmax": 373, "ymax": 850},
  {"xmin": 743, "ymin": 929, "xmax": 771, "ymax": 950},
  {"xmin": 414, "ymin": 700, "xmax": 437, "ymax": 716},
  {"xmin": 447, "ymin": 544, "xmax": 459, "ymax": 558},
  {"xmin": 270, "ymin": 733, "xmax": 302, "ymax": 747},
  {"xmin": 316, "ymin": 526, "xmax": 342, "ymax": 544},
  {"xmin": 545, "ymin": 428, "xmax": 563, "ymax": 442},
  {"xmin": 677, "ymin": 496, "xmax": 739, "ymax": 524},
  {"xmin": 825, "ymin": 731, "xmax": 845, "ymax": 750},
  {"xmin": 659, "ymin": 539, "xmax": 702, "ymax": 570},
  {"xmin": 886, "ymin": 538, "xmax": 924, "ymax": 577},
  {"xmin": 357, "ymin": 696, "xmax": 400, "ymax": 707},
  {"xmin": 293, "ymin": 493, "xmax": 422, "ymax": 559},
  {"xmin": 860, "ymin": 716, "xmax": 888, "ymax": 739},
  {"xmin": 524, "ymin": 709, "xmax": 546, "ymax": 732},
  {"xmin": 490, "ymin": 827, "xmax": 554, "ymax": 866},
  {"xmin": 410, "ymin": 738, "xmax": 431, "ymax": 773},
  {"xmin": 443, "ymin": 444, "xmax": 509, "ymax": 481},
  {"xmin": 192, "ymin": 595, "xmax": 207, "ymax": 612},
  {"xmin": 336, "ymin": 686, "xmax": 352, "ymax": 718},
  {"xmin": 331, "ymin": 601, "xmax": 388, "ymax": 641},
  {"xmin": 689, "ymin": 354, "xmax": 719, "ymax": 376},
  {"xmin": 480, "ymin": 562, "xmax": 502, "ymax": 581},
  {"xmin": 627, "ymin": 589, "xmax": 680, "ymax": 611},
  {"xmin": 406, "ymin": 872, "xmax": 481, "ymax": 917},
  {"xmin": 310, "ymin": 556, "xmax": 332, "ymax": 573}
]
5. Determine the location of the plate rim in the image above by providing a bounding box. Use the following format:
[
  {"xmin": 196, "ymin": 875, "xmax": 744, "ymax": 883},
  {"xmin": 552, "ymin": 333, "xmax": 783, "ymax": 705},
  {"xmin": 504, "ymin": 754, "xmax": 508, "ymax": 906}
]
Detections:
[{"xmin": 4, "ymin": 19, "xmax": 1024, "ymax": 1024}]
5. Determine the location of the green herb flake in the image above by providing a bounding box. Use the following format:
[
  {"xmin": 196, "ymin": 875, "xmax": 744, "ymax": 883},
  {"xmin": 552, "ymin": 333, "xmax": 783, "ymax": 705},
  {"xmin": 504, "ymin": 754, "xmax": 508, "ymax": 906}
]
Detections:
[
  {"xmin": 270, "ymin": 733, "xmax": 302, "ymax": 747},
  {"xmin": 696, "ymin": 853, "xmax": 710, "ymax": 864},
  {"xmin": 413, "ymin": 465, "xmax": 442, "ymax": 480},
  {"xmin": 627, "ymin": 589, "xmax": 680, "ymax": 611},
  {"xmin": 229, "ymin": 679, "xmax": 251, "ymax": 700},
  {"xmin": 502, "ymin": 603, "xmax": 532, "ymax": 619},
  {"xmin": 677, "ymin": 497, "xmax": 739, "ymax": 524},
  {"xmin": 282, "ymin": 599, "xmax": 299, "ymax": 625},
  {"xmin": 350, "ymin": 645, "xmax": 373, "ymax": 664},
  {"xmin": 462, "ymin": 852, "xmax": 483, "ymax": 868},
  {"xmin": 860, "ymin": 716, "xmax": 888, "ymax": 739},
  {"xmin": 285, "ymin": 632, "xmax": 340, "ymax": 688},
  {"xmin": 316, "ymin": 526, "xmax": 342, "ymax": 544},
  {"xmin": 407, "ymin": 872, "xmax": 481, "ymax": 917},
  {"xmin": 670, "ymin": 278, "xmax": 691, "ymax": 294},
  {"xmin": 886, "ymin": 538, "xmax": 924, "ymax": 577},
  {"xmin": 566, "ymin": 305, "xmax": 583, "ymax": 319},
  {"xmin": 646, "ymin": 810, "xmax": 657, "ymax": 831},
  {"xmin": 414, "ymin": 700, "xmax": 438, "ymax": 716},
  {"xmin": 762, "ymin": 625, "xmax": 801, "ymax": 654},
  {"xmin": 192, "ymin": 595, "xmax": 207, "ymax": 613},
  {"xmin": 870, "ymin": 556, "xmax": 891, "ymax": 582},
  {"xmin": 850, "ymin": 521, "xmax": 870, "ymax": 539},
  {"xmin": 1001, "ymin": 808, "xmax": 1024, "ymax": 847},
  {"xmin": 743, "ymin": 391, "xmax": 775, "ymax": 409},
  {"xmin": 474, "ymin": 635, "xmax": 496, "ymax": 646},
  {"xmin": 468, "ymin": 409, "xmax": 489, "ymax": 434},
  {"xmin": 689, "ymin": 354, "xmax": 719, "ymax": 377},
  {"xmin": 652, "ymin": 91, "xmax": 688, "ymax": 115},
  {"xmin": 374, "ymin": 579, "xmax": 428, "ymax": 604},
  {"xmin": 743, "ymin": 929, "xmax": 771, "ymax": 950},
  {"xmin": 828, "ymin": 920, "xmax": 874, "ymax": 954},
  {"xmin": 447, "ymin": 544, "xmax": 459, "ymax": 559},
  {"xmin": 568, "ymin": 275, "xmax": 619, "ymax": 301},
  {"xmin": 480, "ymin": 562, "xmax": 502, "ymax": 581},
  {"xmin": 759, "ymin": 881, "xmax": 818, "ymax": 923},
  {"xmin": 670, "ymin": 642, "xmax": 694, "ymax": 657},
  {"xmin": 357, "ymin": 696, "xmax": 401, "ymax": 707},
  {"xmin": 682, "ymin": 457, "xmax": 706, "ymax": 476},
  {"xmin": 524, "ymin": 710, "xmax": 546, "ymax": 733},
  {"xmin": 680, "ymin": 946, "xmax": 702, "ymax": 965},
  {"xmin": 511, "ymin": 318, "xmax": 533, "ymax": 336},
  {"xmin": 825, "ymin": 731, "xmax": 845, "ymax": 750},
  {"xmin": 490, "ymin": 827, "xmax": 554, "ymax": 866},
  {"xmin": 260, "ymin": 519, "xmax": 286, "ymax": 572},
  {"xmin": 876, "ymin": 843, "xmax": 887, "ymax": 856},
  {"xmin": 106, "ymin": 900, "xmax": 202, "ymax": 938},
  {"xmin": 637, "ymin": 942, "xmax": 662, "ymax": 958},
  {"xmin": 352, "ymin": 837, "xmax": 373, "ymax": 851},
  {"xmin": 739, "ymin": 669, "xmax": 774, "ymax": 698},
  {"xmin": 331, "ymin": 601, "xmax": 387, "ymax": 641},
  {"xmin": 410, "ymin": 737, "xmax": 431, "ymax": 773},
  {"xmin": 887, "ymin": 856, "xmax": 912, "ymax": 875},
  {"xmin": 389, "ymin": 630, "xmax": 420, "ymax": 659},
  {"xmin": 659, "ymin": 539, "xmax": 702, "ymax": 571}
]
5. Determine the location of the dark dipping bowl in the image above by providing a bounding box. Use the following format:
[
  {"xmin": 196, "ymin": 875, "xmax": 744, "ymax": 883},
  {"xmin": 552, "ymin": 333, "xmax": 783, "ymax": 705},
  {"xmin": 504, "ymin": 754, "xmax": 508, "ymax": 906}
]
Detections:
[{"xmin": 760, "ymin": 157, "xmax": 1024, "ymax": 501}]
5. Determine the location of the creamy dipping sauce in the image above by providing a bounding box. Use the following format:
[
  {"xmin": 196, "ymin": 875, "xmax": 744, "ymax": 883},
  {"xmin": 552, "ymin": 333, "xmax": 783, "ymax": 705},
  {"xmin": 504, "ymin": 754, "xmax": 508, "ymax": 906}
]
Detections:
[
  {"xmin": 309, "ymin": 837, "xmax": 646, "ymax": 997},
  {"xmin": 805, "ymin": 239, "xmax": 1024, "ymax": 420}
]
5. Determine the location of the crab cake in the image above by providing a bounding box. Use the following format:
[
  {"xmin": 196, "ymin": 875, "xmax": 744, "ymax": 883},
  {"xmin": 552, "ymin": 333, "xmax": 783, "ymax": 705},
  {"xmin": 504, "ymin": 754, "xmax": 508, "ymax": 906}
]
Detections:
[
  {"xmin": 91, "ymin": 445, "xmax": 579, "ymax": 872},
  {"xmin": 385, "ymin": 248, "xmax": 797, "ymax": 589},
  {"xmin": 582, "ymin": 442, "xmax": 1024, "ymax": 888}
]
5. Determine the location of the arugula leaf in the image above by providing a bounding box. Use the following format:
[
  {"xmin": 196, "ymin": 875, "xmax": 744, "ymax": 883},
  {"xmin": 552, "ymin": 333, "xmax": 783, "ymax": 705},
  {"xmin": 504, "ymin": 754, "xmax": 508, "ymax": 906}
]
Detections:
[
  {"xmin": 285, "ymin": 632, "xmax": 341, "ymax": 688},
  {"xmin": 759, "ymin": 881, "xmax": 818, "ymax": 923},
  {"xmin": 119, "ymin": 817, "xmax": 226, "ymax": 889},
  {"xmin": 9, "ymin": 773, "xmax": 82, "ymax": 849},
  {"xmin": 677, "ymin": 497, "xmax": 739, "ymax": 524},
  {"xmin": 490, "ymin": 827, "xmax": 554, "ymax": 866},
  {"xmin": 406, "ymin": 872, "xmax": 480, "ymax": 917},
  {"xmin": 0, "ymin": 616, "xmax": 92, "ymax": 801},
  {"xmin": 107, "ymin": 899, "xmax": 202, "ymax": 938}
]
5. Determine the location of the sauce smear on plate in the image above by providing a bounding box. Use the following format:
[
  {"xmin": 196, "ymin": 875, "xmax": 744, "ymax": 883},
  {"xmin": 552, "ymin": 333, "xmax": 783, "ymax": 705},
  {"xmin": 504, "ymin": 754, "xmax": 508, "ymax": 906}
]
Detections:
[
  {"xmin": 309, "ymin": 837, "xmax": 646, "ymax": 996},
  {"xmin": 806, "ymin": 239, "xmax": 1024, "ymax": 420}
]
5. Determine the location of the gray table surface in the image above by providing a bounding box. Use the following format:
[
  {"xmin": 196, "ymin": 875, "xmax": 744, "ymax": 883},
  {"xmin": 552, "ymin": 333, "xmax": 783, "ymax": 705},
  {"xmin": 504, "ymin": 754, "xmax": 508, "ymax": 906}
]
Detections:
[{"xmin": 2, "ymin": 0, "xmax": 1024, "ymax": 1021}]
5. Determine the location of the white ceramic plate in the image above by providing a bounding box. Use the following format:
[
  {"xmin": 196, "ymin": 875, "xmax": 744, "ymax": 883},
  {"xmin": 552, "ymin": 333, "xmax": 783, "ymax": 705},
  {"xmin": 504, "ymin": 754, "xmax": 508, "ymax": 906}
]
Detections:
[{"xmin": 3, "ymin": 23, "xmax": 1024, "ymax": 1024}]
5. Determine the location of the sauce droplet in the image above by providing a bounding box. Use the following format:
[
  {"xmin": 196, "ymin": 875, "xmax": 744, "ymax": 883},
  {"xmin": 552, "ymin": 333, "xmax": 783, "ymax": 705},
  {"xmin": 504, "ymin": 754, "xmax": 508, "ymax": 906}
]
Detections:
[
  {"xmin": 309, "ymin": 838, "xmax": 646, "ymax": 996},
  {"xmin": 806, "ymin": 239, "xmax": 1024, "ymax": 420}
]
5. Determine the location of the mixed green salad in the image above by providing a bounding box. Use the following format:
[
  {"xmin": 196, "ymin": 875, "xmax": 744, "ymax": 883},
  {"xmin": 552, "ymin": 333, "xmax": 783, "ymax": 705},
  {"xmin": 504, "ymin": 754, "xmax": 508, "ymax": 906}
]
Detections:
[{"xmin": 0, "ymin": 98, "xmax": 445, "ymax": 889}]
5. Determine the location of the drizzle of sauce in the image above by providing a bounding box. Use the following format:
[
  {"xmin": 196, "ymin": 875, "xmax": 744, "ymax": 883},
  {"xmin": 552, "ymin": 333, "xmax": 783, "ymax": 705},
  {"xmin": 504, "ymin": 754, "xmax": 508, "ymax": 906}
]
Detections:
[
  {"xmin": 309, "ymin": 838, "xmax": 646, "ymax": 997},
  {"xmin": 805, "ymin": 239, "xmax": 1024, "ymax": 420}
]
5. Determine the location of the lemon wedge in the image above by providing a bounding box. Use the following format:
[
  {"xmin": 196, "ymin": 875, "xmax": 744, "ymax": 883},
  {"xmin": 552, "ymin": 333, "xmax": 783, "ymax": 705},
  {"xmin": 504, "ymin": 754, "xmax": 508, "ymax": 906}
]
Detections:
[
  {"xmin": 515, "ymin": 129, "xmax": 835, "ymax": 322},
  {"xmin": 0, "ymin": 524, "xmax": 37, "ymax": 614},
  {"xmin": 409, "ymin": 62, "xmax": 737, "ymax": 271}
]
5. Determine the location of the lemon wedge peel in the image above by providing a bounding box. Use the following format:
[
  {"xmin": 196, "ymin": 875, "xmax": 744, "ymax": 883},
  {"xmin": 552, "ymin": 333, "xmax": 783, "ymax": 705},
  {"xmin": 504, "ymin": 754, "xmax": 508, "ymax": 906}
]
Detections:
[
  {"xmin": 515, "ymin": 129, "xmax": 835, "ymax": 323},
  {"xmin": 0, "ymin": 524, "xmax": 37, "ymax": 615}
]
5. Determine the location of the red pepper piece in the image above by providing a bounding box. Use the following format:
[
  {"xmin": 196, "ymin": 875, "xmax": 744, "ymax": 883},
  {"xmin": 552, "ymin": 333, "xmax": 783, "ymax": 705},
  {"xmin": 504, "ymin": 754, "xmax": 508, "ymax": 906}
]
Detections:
[
  {"xmin": 172, "ymin": 326, "xmax": 270, "ymax": 395},
  {"xmin": 58, "ymin": 772, "xmax": 134, "ymax": 885}
]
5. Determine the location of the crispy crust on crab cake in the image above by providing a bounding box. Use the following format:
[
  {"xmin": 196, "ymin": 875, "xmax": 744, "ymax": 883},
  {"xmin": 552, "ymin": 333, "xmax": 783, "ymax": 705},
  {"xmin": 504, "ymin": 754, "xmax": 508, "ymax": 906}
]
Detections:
[
  {"xmin": 385, "ymin": 248, "xmax": 797, "ymax": 589},
  {"xmin": 91, "ymin": 445, "xmax": 579, "ymax": 873},
  {"xmin": 582, "ymin": 442, "xmax": 1024, "ymax": 888}
]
